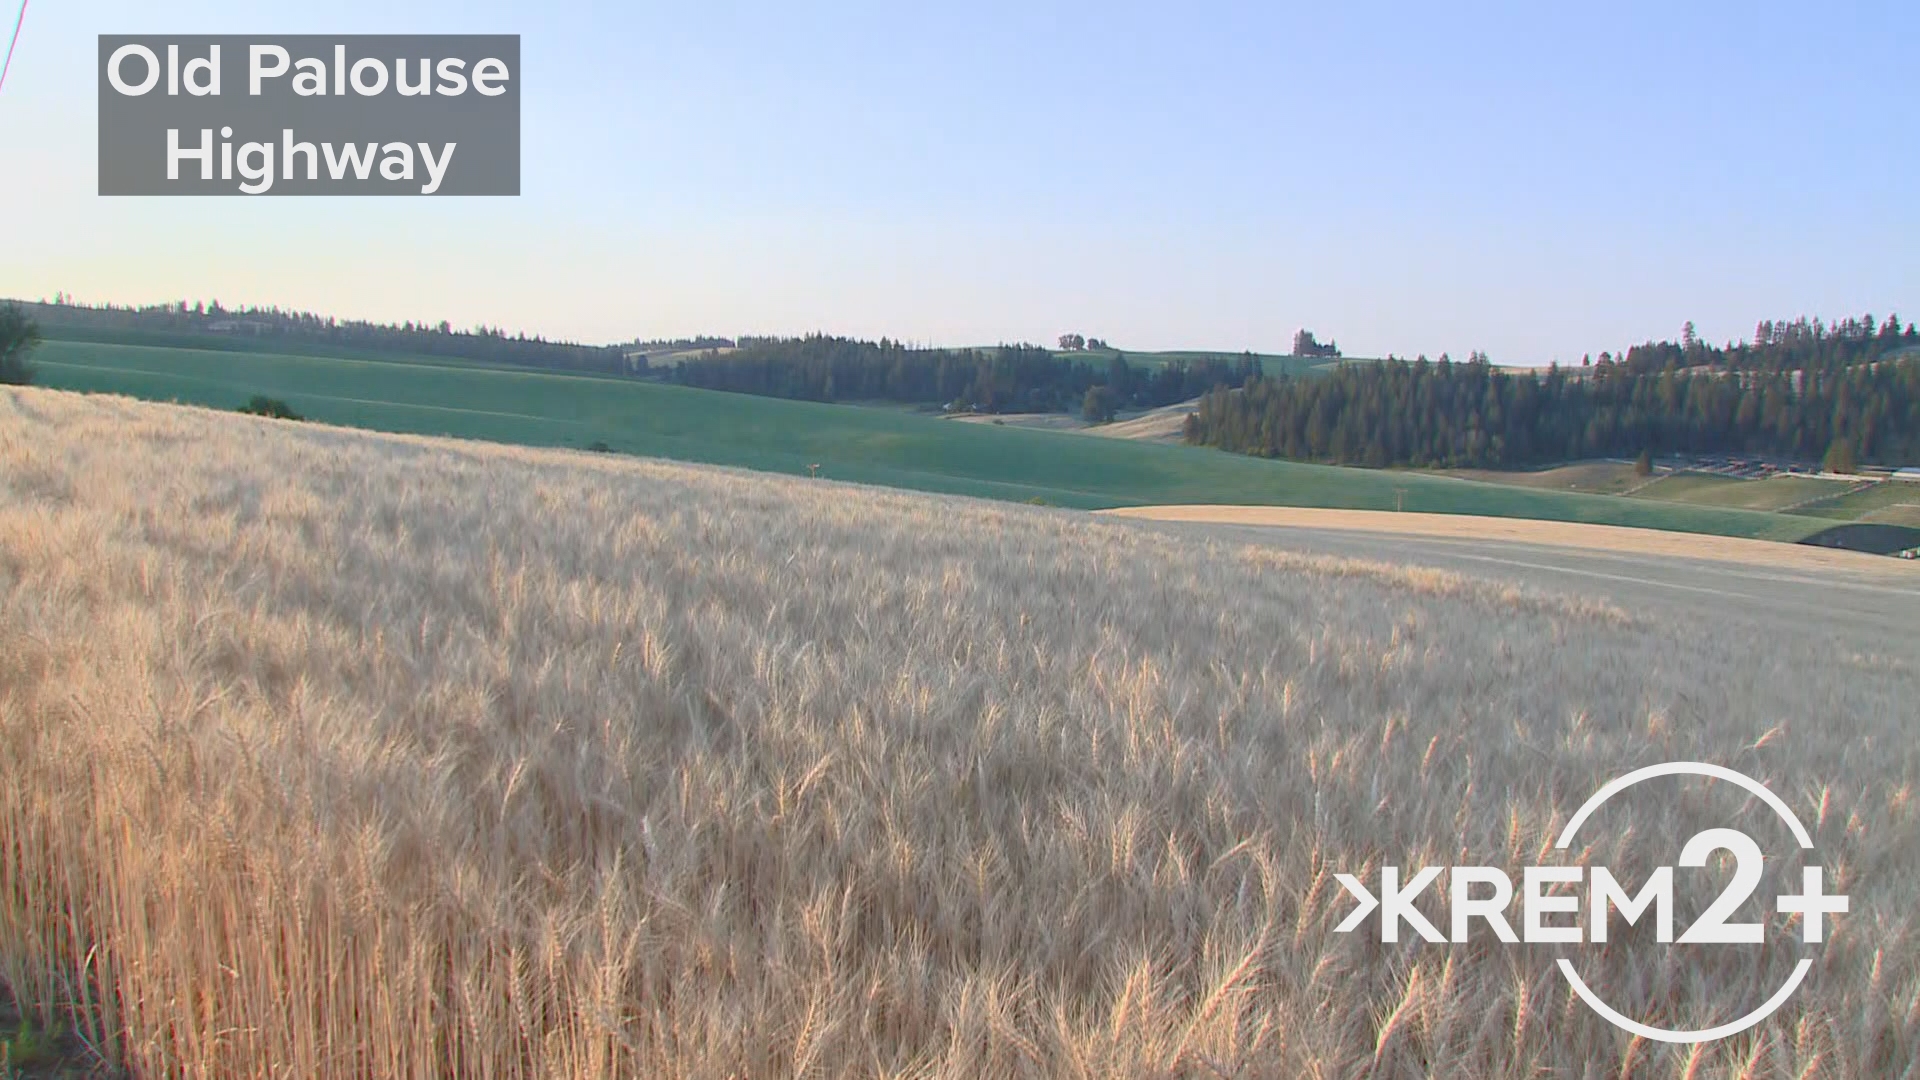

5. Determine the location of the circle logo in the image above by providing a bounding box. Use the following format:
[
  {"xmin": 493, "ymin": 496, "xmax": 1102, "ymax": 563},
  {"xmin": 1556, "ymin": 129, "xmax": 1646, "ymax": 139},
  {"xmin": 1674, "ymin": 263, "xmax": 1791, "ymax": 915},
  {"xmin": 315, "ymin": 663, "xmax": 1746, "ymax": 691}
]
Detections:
[
  {"xmin": 1552, "ymin": 761, "xmax": 1840, "ymax": 1043},
  {"xmin": 1331, "ymin": 760, "xmax": 1847, "ymax": 1044}
]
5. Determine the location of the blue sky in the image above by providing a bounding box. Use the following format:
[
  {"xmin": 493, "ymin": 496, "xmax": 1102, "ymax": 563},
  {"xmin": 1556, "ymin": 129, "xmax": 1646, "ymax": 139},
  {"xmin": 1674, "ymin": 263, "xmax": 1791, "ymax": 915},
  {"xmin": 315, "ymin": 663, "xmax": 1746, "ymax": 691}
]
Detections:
[{"xmin": 1, "ymin": 1, "xmax": 1913, "ymax": 361}]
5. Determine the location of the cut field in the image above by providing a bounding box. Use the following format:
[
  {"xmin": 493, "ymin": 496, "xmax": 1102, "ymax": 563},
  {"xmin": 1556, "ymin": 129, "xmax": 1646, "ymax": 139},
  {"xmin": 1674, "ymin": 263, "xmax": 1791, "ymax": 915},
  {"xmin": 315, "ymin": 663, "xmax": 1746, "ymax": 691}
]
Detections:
[
  {"xmin": 0, "ymin": 387, "xmax": 1912, "ymax": 1078},
  {"xmin": 1790, "ymin": 479, "xmax": 1920, "ymax": 521},
  {"xmin": 1628, "ymin": 471, "xmax": 1861, "ymax": 511},
  {"xmin": 31, "ymin": 340, "xmax": 1824, "ymax": 541},
  {"xmin": 1452, "ymin": 462, "xmax": 1920, "ymax": 524},
  {"xmin": 1861, "ymin": 502, "xmax": 1920, "ymax": 527}
]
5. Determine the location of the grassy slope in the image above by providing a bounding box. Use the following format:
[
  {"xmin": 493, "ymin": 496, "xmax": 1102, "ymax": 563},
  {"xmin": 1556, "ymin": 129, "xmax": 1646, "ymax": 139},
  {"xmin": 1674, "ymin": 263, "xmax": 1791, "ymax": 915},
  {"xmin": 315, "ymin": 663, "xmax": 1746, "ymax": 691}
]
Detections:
[
  {"xmin": 31, "ymin": 339, "xmax": 1822, "ymax": 540},
  {"xmin": 1446, "ymin": 461, "xmax": 1646, "ymax": 496}
]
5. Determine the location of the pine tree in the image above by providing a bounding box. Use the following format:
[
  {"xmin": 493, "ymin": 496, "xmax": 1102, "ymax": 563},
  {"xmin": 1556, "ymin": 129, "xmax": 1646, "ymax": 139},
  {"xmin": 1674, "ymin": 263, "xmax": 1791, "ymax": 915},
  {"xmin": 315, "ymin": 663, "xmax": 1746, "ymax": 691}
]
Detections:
[
  {"xmin": 0, "ymin": 303, "xmax": 41, "ymax": 385},
  {"xmin": 1823, "ymin": 437, "xmax": 1857, "ymax": 475}
]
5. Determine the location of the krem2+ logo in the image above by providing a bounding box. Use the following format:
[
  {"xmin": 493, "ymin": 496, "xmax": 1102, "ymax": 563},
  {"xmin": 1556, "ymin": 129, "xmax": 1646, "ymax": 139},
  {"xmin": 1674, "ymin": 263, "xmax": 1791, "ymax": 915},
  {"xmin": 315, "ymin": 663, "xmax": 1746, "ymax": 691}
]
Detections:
[{"xmin": 1333, "ymin": 762, "xmax": 1848, "ymax": 1044}]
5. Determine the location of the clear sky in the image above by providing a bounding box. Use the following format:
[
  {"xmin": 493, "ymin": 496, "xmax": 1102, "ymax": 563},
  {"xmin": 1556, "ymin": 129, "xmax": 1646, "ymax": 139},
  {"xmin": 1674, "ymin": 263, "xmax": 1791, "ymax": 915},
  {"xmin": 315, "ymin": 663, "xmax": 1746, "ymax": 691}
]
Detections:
[{"xmin": 1, "ymin": 1, "xmax": 1913, "ymax": 362}]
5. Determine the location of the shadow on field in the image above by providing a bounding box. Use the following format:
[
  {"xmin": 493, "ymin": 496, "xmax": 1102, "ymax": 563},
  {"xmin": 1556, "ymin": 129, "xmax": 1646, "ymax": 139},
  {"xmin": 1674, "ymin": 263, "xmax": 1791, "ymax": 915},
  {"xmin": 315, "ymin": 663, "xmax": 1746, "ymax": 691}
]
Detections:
[{"xmin": 1799, "ymin": 522, "xmax": 1920, "ymax": 555}]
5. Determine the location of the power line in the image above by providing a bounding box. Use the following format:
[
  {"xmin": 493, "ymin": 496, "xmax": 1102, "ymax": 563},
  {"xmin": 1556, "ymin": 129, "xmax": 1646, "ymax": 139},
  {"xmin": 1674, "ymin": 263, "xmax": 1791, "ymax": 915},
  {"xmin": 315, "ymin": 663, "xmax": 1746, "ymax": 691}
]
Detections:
[{"xmin": 0, "ymin": 0, "xmax": 28, "ymax": 94}]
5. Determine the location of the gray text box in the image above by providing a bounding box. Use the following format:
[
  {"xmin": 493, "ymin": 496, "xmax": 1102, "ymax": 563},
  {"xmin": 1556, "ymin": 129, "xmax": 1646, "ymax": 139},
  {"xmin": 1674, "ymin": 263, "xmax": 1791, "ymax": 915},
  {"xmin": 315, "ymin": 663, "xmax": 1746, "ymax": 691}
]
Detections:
[{"xmin": 99, "ymin": 35, "xmax": 519, "ymax": 196}]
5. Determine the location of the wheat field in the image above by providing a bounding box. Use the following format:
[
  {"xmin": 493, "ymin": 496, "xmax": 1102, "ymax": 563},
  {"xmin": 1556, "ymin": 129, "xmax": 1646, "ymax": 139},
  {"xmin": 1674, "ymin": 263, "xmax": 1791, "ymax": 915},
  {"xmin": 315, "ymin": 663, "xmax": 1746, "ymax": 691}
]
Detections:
[{"xmin": 1, "ymin": 386, "xmax": 1916, "ymax": 1079}]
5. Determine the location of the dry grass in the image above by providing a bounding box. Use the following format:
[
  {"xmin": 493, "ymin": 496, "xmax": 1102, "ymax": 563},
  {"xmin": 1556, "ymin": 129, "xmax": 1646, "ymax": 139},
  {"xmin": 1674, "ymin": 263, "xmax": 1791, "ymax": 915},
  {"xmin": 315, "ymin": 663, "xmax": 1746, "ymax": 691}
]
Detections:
[
  {"xmin": 1445, "ymin": 461, "xmax": 1648, "ymax": 496},
  {"xmin": 945, "ymin": 401, "xmax": 1196, "ymax": 443},
  {"xmin": 1, "ymin": 387, "xmax": 1917, "ymax": 1078},
  {"xmin": 1082, "ymin": 402, "xmax": 1198, "ymax": 443},
  {"xmin": 946, "ymin": 412, "xmax": 1092, "ymax": 431},
  {"xmin": 1100, "ymin": 504, "xmax": 1920, "ymax": 578}
]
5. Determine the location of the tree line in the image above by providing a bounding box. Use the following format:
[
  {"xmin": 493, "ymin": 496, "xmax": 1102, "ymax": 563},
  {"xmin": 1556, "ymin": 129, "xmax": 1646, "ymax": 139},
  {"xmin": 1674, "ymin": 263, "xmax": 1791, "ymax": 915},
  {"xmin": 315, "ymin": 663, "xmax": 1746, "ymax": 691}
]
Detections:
[
  {"xmin": 1, "ymin": 303, "xmax": 41, "ymax": 385},
  {"xmin": 669, "ymin": 335, "xmax": 1261, "ymax": 415},
  {"xmin": 1186, "ymin": 315, "xmax": 1920, "ymax": 469},
  {"xmin": 17, "ymin": 297, "xmax": 636, "ymax": 375}
]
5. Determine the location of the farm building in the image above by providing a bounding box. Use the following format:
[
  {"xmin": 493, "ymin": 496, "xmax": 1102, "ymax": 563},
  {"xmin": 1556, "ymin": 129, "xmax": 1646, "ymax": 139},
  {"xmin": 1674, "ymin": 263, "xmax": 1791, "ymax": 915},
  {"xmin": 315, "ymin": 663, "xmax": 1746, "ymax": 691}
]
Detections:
[{"xmin": 1894, "ymin": 467, "xmax": 1920, "ymax": 483}]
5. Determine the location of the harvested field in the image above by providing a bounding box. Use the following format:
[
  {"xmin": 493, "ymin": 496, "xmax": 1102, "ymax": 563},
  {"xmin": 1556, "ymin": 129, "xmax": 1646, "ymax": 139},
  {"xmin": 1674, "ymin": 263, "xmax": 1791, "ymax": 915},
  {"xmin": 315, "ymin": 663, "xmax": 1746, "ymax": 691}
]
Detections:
[
  {"xmin": 1100, "ymin": 504, "xmax": 1918, "ymax": 577},
  {"xmin": 1864, "ymin": 502, "xmax": 1920, "ymax": 528},
  {"xmin": 1629, "ymin": 472, "xmax": 1859, "ymax": 512}
]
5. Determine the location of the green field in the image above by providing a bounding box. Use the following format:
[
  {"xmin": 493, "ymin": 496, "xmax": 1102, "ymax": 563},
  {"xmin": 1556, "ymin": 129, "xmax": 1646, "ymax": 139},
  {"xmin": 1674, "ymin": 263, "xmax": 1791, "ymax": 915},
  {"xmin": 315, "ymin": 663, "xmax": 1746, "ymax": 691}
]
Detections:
[
  {"xmin": 37, "ymin": 323, "xmax": 528, "ymax": 371},
  {"xmin": 28, "ymin": 339, "xmax": 1826, "ymax": 540}
]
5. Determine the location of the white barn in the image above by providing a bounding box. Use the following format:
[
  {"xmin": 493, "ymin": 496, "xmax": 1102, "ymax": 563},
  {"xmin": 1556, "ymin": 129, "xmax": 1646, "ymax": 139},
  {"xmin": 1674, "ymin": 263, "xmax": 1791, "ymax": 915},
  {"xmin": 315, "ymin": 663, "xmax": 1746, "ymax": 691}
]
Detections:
[{"xmin": 1894, "ymin": 468, "xmax": 1920, "ymax": 483}]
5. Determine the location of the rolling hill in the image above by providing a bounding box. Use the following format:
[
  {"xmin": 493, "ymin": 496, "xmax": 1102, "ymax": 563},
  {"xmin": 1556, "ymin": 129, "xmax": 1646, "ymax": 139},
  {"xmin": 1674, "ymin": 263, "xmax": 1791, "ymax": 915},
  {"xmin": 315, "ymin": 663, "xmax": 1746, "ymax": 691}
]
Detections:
[{"xmin": 27, "ymin": 338, "xmax": 1826, "ymax": 541}]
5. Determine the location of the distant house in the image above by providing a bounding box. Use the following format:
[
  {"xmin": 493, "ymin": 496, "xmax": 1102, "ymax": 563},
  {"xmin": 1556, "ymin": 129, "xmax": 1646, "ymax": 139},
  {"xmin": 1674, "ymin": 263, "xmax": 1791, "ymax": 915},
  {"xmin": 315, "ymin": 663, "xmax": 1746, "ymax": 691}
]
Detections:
[{"xmin": 1893, "ymin": 467, "xmax": 1920, "ymax": 483}]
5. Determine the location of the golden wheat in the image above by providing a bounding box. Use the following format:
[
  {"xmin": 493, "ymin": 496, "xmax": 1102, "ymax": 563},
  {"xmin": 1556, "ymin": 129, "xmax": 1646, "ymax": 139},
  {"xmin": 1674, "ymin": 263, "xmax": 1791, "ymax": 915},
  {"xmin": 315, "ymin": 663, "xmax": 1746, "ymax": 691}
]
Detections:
[{"xmin": 0, "ymin": 386, "xmax": 1914, "ymax": 1078}]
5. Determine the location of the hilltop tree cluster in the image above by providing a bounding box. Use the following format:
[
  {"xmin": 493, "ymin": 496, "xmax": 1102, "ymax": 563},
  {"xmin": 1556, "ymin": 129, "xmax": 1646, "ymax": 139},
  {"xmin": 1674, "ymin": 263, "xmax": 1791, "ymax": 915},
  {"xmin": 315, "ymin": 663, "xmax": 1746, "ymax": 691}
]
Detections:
[
  {"xmin": 1291, "ymin": 329, "xmax": 1341, "ymax": 358},
  {"xmin": 1188, "ymin": 315, "xmax": 1920, "ymax": 468},
  {"xmin": 21, "ymin": 298, "xmax": 632, "ymax": 375},
  {"xmin": 671, "ymin": 335, "xmax": 1259, "ymax": 414},
  {"xmin": 1055, "ymin": 334, "xmax": 1111, "ymax": 352}
]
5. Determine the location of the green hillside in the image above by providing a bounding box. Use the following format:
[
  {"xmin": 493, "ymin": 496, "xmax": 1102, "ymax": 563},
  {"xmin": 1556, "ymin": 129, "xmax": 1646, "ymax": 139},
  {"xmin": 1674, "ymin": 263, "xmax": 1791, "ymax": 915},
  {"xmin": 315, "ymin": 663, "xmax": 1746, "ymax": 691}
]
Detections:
[
  {"xmin": 36, "ymin": 324, "xmax": 510, "ymax": 369},
  {"xmin": 29, "ymin": 339, "xmax": 1824, "ymax": 541}
]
